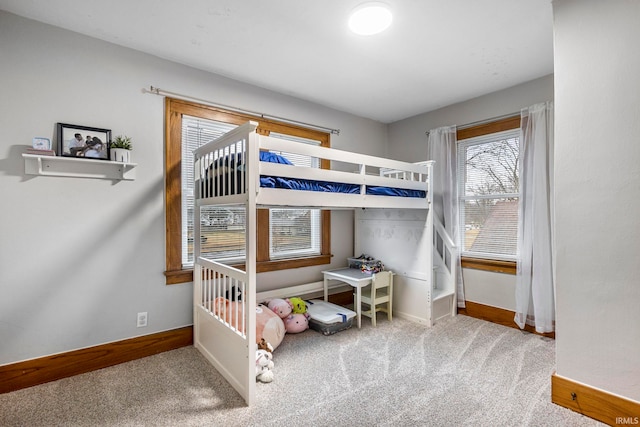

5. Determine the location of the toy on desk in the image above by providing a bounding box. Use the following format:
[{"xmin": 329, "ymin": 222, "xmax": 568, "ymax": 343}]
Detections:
[
  {"xmin": 349, "ymin": 254, "xmax": 385, "ymax": 274},
  {"xmin": 361, "ymin": 260, "xmax": 385, "ymax": 274}
]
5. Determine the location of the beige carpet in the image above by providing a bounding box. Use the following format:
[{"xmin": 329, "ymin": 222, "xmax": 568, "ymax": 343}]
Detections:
[{"xmin": 0, "ymin": 315, "xmax": 603, "ymax": 426}]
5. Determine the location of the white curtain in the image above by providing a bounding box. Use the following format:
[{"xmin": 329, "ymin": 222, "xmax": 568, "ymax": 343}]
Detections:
[
  {"xmin": 515, "ymin": 102, "xmax": 555, "ymax": 333},
  {"xmin": 428, "ymin": 125, "xmax": 465, "ymax": 308}
]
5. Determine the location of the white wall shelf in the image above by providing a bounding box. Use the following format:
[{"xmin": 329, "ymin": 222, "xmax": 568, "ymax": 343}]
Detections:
[{"xmin": 23, "ymin": 153, "xmax": 137, "ymax": 180}]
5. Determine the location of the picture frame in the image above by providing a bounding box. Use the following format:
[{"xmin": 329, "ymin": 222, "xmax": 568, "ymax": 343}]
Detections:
[
  {"xmin": 32, "ymin": 137, "xmax": 52, "ymax": 150},
  {"xmin": 57, "ymin": 123, "xmax": 111, "ymax": 160}
]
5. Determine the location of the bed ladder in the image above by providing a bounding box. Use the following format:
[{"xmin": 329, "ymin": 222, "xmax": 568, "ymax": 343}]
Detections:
[{"xmin": 431, "ymin": 215, "xmax": 458, "ymax": 323}]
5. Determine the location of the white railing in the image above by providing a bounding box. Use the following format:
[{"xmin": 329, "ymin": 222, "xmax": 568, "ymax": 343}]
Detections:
[
  {"xmin": 194, "ymin": 121, "xmax": 432, "ymax": 204},
  {"xmin": 198, "ymin": 258, "xmax": 248, "ymax": 337},
  {"xmin": 432, "ymin": 215, "xmax": 458, "ymax": 320}
]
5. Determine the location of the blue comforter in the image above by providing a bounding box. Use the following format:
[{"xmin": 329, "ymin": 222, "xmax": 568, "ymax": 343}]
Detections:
[{"xmin": 202, "ymin": 151, "xmax": 426, "ymax": 199}]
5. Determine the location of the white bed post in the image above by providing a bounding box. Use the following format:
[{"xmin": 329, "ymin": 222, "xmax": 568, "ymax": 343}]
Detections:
[
  {"xmin": 244, "ymin": 124, "xmax": 259, "ymax": 405},
  {"xmin": 193, "ymin": 159, "xmax": 203, "ymax": 346},
  {"xmin": 426, "ymin": 162, "xmax": 435, "ymax": 327},
  {"xmin": 193, "ymin": 263, "xmax": 202, "ymax": 346}
]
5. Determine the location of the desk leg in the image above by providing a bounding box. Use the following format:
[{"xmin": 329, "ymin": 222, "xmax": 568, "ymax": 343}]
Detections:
[
  {"xmin": 356, "ymin": 286, "xmax": 362, "ymax": 329},
  {"xmin": 323, "ymin": 277, "xmax": 329, "ymax": 302}
]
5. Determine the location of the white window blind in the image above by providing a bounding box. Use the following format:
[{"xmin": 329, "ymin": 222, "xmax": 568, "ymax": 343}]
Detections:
[
  {"xmin": 181, "ymin": 116, "xmax": 237, "ymax": 267},
  {"xmin": 457, "ymin": 129, "xmax": 520, "ymax": 260},
  {"xmin": 198, "ymin": 205, "xmax": 247, "ymax": 263},
  {"xmin": 181, "ymin": 119, "xmax": 322, "ymax": 267},
  {"xmin": 268, "ymin": 132, "xmax": 322, "ymax": 260}
]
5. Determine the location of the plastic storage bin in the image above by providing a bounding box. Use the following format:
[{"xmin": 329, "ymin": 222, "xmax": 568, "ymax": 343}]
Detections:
[{"xmin": 306, "ymin": 299, "xmax": 356, "ymax": 335}]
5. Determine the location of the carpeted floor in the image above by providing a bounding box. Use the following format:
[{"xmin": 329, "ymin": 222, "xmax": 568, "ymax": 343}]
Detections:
[{"xmin": 0, "ymin": 315, "xmax": 604, "ymax": 426}]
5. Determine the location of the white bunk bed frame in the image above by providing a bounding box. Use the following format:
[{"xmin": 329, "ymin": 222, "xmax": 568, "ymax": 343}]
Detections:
[{"xmin": 192, "ymin": 121, "xmax": 457, "ymax": 405}]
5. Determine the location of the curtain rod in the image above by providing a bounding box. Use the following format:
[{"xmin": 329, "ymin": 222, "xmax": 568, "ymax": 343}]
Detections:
[
  {"xmin": 425, "ymin": 112, "xmax": 520, "ymax": 136},
  {"xmin": 144, "ymin": 86, "xmax": 340, "ymax": 135}
]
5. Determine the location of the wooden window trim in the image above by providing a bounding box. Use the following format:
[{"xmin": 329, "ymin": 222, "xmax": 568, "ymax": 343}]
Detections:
[
  {"xmin": 164, "ymin": 98, "xmax": 331, "ymax": 284},
  {"xmin": 461, "ymin": 256, "xmax": 516, "ymax": 275},
  {"xmin": 458, "ymin": 115, "xmax": 520, "ymax": 275},
  {"xmin": 457, "ymin": 115, "xmax": 521, "ymax": 141}
]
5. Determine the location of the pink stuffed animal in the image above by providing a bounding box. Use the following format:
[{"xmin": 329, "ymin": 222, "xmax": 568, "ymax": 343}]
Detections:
[
  {"xmin": 284, "ymin": 313, "xmax": 309, "ymax": 334},
  {"xmin": 256, "ymin": 304, "xmax": 285, "ymax": 350},
  {"xmin": 267, "ymin": 298, "xmax": 293, "ymax": 319}
]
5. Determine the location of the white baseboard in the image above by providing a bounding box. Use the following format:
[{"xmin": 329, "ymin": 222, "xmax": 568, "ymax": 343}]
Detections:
[
  {"xmin": 393, "ymin": 310, "xmax": 429, "ymax": 325},
  {"xmin": 256, "ymin": 281, "xmax": 351, "ymax": 303}
]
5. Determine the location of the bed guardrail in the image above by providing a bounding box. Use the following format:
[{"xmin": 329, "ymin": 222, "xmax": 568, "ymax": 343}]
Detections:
[
  {"xmin": 194, "ymin": 122, "xmax": 257, "ymax": 201},
  {"xmin": 197, "ymin": 257, "xmax": 248, "ymax": 336},
  {"xmin": 380, "ymin": 160, "xmax": 433, "ymax": 182},
  {"xmin": 194, "ymin": 121, "xmax": 433, "ymax": 204},
  {"xmin": 193, "ymin": 257, "xmax": 255, "ymax": 405}
]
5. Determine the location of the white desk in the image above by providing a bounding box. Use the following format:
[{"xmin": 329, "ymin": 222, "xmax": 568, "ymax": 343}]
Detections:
[{"xmin": 322, "ymin": 267, "xmax": 374, "ymax": 328}]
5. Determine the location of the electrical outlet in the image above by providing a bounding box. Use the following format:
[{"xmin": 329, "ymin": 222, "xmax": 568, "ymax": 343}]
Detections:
[{"xmin": 137, "ymin": 312, "xmax": 148, "ymax": 327}]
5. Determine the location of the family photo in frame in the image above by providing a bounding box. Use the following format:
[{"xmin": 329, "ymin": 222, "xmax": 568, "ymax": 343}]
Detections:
[{"xmin": 57, "ymin": 123, "xmax": 111, "ymax": 160}]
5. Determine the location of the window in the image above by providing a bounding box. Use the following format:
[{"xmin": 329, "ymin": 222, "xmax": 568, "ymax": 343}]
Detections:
[
  {"xmin": 182, "ymin": 119, "xmax": 323, "ymax": 266},
  {"xmin": 457, "ymin": 116, "xmax": 520, "ymax": 271},
  {"xmin": 165, "ymin": 98, "xmax": 331, "ymax": 284},
  {"xmin": 181, "ymin": 116, "xmax": 236, "ymax": 267},
  {"xmin": 267, "ymin": 132, "xmax": 322, "ymax": 261}
]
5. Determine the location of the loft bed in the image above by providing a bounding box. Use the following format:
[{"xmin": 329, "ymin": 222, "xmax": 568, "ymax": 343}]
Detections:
[
  {"xmin": 195, "ymin": 122, "xmax": 432, "ymax": 209},
  {"xmin": 192, "ymin": 121, "xmax": 457, "ymax": 405}
]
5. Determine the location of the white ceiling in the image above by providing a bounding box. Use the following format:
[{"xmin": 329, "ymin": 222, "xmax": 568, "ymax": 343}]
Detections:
[{"xmin": 0, "ymin": 0, "xmax": 554, "ymax": 123}]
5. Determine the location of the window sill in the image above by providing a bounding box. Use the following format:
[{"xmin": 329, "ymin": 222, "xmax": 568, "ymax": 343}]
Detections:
[
  {"xmin": 165, "ymin": 269, "xmax": 194, "ymax": 285},
  {"xmin": 164, "ymin": 254, "xmax": 332, "ymax": 285},
  {"xmin": 256, "ymin": 254, "xmax": 332, "ymax": 273},
  {"xmin": 461, "ymin": 257, "xmax": 516, "ymax": 275}
]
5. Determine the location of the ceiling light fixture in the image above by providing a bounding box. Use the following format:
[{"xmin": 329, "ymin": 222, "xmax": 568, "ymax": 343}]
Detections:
[{"xmin": 348, "ymin": 2, "xmax": 393, "ymax": 36}]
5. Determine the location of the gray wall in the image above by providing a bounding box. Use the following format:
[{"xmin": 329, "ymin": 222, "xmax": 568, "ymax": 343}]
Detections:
[
  {"xmin": 387, "ymin": 75, "xmax": 553, "ymax": 163},
  {"xmin": 387, "ymin": 75, "xmax": 554, "ymax": 311},
  {"xmin": 0, "ymin": 11, "xmax": 386, "ymax": 365},
  {"xmin": 554, "ymin": 0, "xmax": 640, "ymax": 401}
]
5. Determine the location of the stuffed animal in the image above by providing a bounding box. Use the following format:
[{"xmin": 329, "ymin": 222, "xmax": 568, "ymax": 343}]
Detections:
[
  {"xmin": 288, "ymin": 297, "xmax": 307, "ymax": 314},
  {"xmin": 284, "ymin": 313, "xmax": 310, "ymax": 334},
  {"xmin": 213, "ymin": 299, "xmax": 285, "ymax": 351},
  {"xmin": 267, "ymin": 298, "xmax": 293, "ymax": 319},
  {"xmin": 225, "ymin": 285, "xmax": 242, "ymax": 301},
  {"xmin": 257, "ymin": 338, "xmax": 273, "ymax": 353},
  {"xmin": 256, "ymin": 304, "xmax": 285, "ymax": 350},
  {"xmin": 256, "ymin": 349, "xmax": 274, "ymax": 383},
  {"xmin": 211, "ymin": 296, "xmax": 243, "ymax": 329}
]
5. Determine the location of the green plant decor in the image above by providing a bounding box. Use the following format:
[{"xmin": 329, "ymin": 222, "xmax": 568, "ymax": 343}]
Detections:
[{"xmin": 111, "ymin": 135, "xmax": 132, "ymax": 150}]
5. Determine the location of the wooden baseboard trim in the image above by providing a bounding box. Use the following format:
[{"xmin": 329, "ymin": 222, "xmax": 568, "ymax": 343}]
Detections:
[
  {"xmin": 328, "ymin": 290, "xmax": 354, "ymax": 306},
  {"xmin": 459, "ymin": 300, "xmax": 555, "ymax": 339},
  {"xmin": 0, "ymin": 326, "xmax": 193, "ymax": 394},
  {"xmin": 552, "ymin": 373, "xmax": 640, "ymax": 425}
]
